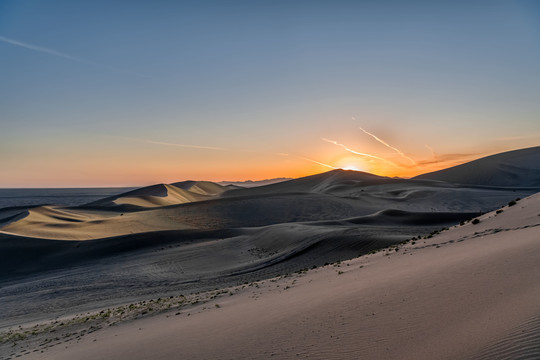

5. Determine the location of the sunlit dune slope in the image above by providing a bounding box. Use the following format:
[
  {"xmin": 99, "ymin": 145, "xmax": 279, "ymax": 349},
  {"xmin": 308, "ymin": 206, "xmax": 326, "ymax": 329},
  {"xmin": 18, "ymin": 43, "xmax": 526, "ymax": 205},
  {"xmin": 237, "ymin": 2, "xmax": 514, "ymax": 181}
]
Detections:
[
  {"xmin": 0, "ymin": 168, "xmax": 535, "ymax": 240},
  {"xmin": 170, "ymin": 180, "xmax": 239, "ymax": 195},
  {"xmin": 0, "ymin": 205, "xmax": 195, "ymax": 240},
  {"xmin": 414, "ymin": 146, "xmax": 540, "ymax": 187},
  {"xmin": 20, "ymin": 192, "xmax": 540, "ymax": 360},
  {"xmin": 85, "ymin": 181, "xmax": 232, "ymax": 209}
]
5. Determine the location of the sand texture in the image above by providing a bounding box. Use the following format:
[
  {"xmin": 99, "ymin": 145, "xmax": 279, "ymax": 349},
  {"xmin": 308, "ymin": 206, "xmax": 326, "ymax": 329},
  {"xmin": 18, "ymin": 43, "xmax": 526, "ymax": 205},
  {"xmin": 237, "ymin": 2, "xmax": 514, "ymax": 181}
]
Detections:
[
  {"xmin": 4, "ymin": 191, "xmax": 539, "ymax": 360},
  {"xmin": 1, "ymin": 147, "xmax": 540, "ymax": 359}
]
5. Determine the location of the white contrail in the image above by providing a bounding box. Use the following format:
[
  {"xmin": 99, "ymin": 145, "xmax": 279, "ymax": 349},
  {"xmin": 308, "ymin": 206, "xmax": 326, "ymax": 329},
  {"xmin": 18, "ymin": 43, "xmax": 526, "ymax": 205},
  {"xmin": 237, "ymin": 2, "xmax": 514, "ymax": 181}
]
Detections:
[
  {"xmin": 299, "ymin": 156, "xmax": 338, "ymax": 169},
  {"xmin": 358, "ymin": 127, "xmax": 416, "ymax": 165},
  {"xmin": 0, "ymin": 35, "xmax": 154, "ymax": 79},
  {"xmin": 321, "ymin": 138, "xmax": 394, "ymax": 165},
  {"xmin": 144, "ymin": 140, "xmax": 227, "ymax": 151},
  {"xmin": 123, "ymin": 136, "xmax": 289, "ymax": 155},
  {"xmin": 425, "ymin": 144, "xmax": 436, "ymax": 159}
]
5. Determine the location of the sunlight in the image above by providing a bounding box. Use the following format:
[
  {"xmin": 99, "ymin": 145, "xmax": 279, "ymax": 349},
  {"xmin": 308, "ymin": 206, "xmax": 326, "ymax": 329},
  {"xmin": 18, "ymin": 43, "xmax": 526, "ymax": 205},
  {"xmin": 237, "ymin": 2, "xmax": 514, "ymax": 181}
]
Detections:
[{"xmin": 341, "ymin": 165, "xmax": 361, "ymax": 171}]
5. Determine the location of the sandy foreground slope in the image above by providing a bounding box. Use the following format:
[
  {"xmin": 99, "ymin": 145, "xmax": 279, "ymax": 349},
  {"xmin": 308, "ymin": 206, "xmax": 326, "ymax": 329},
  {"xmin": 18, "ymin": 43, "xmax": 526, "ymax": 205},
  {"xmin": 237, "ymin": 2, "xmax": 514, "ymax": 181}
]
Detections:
[{"xmin": 13, "ymin": 192, "xmax": 540, "ymax": 360}]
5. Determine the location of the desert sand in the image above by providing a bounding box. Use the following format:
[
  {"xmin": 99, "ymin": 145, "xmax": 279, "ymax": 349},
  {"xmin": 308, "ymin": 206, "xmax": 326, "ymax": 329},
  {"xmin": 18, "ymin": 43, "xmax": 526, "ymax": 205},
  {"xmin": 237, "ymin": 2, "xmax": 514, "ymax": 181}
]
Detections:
[
  {"xmin": 1, "ymin": 147, "xmax": 540, "ymax": 359},
  {"xmin": 6, "ymin": 191, "xmax": 539, "ymax": 360}
]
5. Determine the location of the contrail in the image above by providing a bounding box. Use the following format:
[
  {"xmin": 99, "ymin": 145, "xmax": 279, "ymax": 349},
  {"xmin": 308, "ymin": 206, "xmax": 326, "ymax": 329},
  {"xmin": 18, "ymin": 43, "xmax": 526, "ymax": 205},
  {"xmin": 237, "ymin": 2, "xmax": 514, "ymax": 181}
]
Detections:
[
  {"xmin": 425, "ymin": 144, "xmax": 436, "ymax": 159},
  {"xmin": 144, "ymin": 140, "xmax": 227, "ymax": 151},
  {"xmin": 321, "ymin": 138, "xmax": 395, "ymax": 165},
  {"xmin": 358, "ymin": 127, "xmax": 416, "ymax": 165},
  {"xmin": 299, "ymin": 156, "xmax": 338, "ymax": 169},
  {"xmin": 123, "ymin": 136, "xmax": 288, "ymax": 155},
  {"xmin": 0, "ymin": 35, "xmax": 154, "ymax": 79}
]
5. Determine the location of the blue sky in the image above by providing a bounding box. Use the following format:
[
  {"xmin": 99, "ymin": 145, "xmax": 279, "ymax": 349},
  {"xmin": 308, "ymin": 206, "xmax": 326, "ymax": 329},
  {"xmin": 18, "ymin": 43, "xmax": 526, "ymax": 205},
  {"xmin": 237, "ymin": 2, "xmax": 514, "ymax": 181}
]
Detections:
[{"xmin": 1, "ymin": 0, "xmax": 539, "ymax": 186}]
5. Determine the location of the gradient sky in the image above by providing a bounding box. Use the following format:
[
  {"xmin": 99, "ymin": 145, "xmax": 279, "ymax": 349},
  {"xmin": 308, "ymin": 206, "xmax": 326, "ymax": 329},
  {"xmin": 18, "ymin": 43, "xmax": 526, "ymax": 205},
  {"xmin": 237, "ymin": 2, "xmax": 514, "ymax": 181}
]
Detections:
[{"xmin": 1, "ymin": 0, "xmax": 539, "ymax": 187}]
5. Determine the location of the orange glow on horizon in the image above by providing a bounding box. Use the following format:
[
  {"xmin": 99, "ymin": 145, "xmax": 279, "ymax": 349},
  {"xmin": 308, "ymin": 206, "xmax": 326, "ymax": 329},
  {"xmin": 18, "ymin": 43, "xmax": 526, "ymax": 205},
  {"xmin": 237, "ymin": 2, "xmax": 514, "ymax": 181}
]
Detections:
[
  {"xmin": 1, "ymin": 150, "xmax": 484, "ymax": 188},
  {"xmin": 0, "ymin": 126, "xmax": 496, "ymax": 188}
]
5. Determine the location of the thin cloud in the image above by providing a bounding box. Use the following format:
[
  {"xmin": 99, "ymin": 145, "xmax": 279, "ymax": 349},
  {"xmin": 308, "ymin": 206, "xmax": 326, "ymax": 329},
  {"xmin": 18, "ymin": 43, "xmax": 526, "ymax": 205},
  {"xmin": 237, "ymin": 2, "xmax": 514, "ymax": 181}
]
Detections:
[
  {"xmin": 112, "ymin": 135, "xmax": 230, "ymax": 151},
  {"xmin": 425, "ymin": 144, "xmax": 436, "ymax": 159},
  {"xmin": 0, "ymin": 35, "xmax": 154, "ymax": 79},
  {"xmin": 299, "ymin": 156, "xmax": 338, "ymax": 169},
  {"xmin": 122, "ymin": 136, "xmax": 290, "ymax": 156},
  {"xmin": 358, "ymin": 127, "xmax": 416, "ymax": 165},
  {"xmin": 144, "ymin": 139, "xmax": 227, "ymax": 151},
  {"xmin": 321, "ymin": 138, "xmax": 395, "ymax": 165},
  {"xmin": 407, "ymin": 153, "xmax": 479, "ymax": 167}
]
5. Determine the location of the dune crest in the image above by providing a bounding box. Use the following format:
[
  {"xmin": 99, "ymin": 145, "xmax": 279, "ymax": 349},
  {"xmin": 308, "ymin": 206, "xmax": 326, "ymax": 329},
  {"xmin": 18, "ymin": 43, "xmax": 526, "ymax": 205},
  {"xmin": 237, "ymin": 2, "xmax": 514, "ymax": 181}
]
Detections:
[
  {"xmin": 13, "ymin": 192, "xmax": 540, "ymax": 360},
  {"xmin": 85, "ymin": 181, "xmax": 233, "ymax": 209},
  {"xmin": 414, "ymin": 146, "xmax": 540, "ymax": 187}
]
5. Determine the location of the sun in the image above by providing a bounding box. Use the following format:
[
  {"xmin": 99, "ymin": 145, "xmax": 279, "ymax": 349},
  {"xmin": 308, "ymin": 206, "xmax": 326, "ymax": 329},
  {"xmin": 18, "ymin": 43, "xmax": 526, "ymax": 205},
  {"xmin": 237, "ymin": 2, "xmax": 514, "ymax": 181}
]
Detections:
[
  {"xmin": 333, "ymin": 156, "xmax": 367, "ymax": 172},
  {"xmin": 340, "ymin": 165, "xmax": 361, "ymax": 171}
]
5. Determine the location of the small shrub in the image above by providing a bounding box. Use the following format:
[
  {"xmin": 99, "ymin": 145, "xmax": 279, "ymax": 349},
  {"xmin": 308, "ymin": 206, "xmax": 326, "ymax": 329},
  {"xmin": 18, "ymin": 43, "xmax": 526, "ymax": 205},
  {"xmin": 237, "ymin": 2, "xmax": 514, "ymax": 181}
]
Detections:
[
  {"xmin": 471, "ymin": 218, "xmax": 480, "ymax": 225},
  {"xmin": 496, "ymin": 209, "xmax": 503, "ymax": 214},
  {"xmin": 508, "ymin": 200, "xmax": 516, "ymax": 207}
]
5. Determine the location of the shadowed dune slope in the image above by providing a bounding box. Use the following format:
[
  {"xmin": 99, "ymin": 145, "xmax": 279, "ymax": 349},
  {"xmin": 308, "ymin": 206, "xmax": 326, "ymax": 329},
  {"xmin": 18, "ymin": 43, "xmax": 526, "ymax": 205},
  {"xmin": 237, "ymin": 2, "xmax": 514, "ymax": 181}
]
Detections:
[
  {"xmin": 222, "ymin": 169, "xmax": 389, "ymax": 197},
  {"xmin": 170, "ymin": 180, "xmax": 238, "ymax": 195},
  {"xmin": 18, "ymin": 192, "xmax": 540, "ymax": 360},
  {"xmin": 0, "ymin": 207, "xmax": 473, "ymax": 327},
  {"xmin": 0, "ymin": 208, "xmax": 473, "ymax": 280},
  {"xmin": 1, "ymin": 184, "xmax": 526, "ymax": 241},
  {"xmin": 414, "ymin": 146, "xmax": 540, "ymax": 187}
]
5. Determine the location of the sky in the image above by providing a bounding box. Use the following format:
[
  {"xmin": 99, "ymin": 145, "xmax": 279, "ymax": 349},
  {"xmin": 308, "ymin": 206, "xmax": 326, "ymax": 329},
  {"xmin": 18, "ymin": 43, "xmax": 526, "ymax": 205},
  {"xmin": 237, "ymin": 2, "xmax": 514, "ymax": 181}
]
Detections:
[{"xmin": 1, "ymin": 0, "xmax": 539, "ymax": 187}]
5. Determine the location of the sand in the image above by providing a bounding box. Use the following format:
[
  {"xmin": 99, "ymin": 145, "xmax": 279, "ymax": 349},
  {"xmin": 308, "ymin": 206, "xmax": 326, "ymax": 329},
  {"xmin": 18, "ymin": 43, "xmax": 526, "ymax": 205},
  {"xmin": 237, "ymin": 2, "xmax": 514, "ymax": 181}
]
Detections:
[
  {"xmin": 414, "ymin": 145, "xmax": 540, "ymax": 187},
  {"xmin": 1, "ymin": 169, "xmax": 534, "ymax": 241},
  {"xmin": 6, "ymin": 192, "xmax": 540, "ymax": 360},
  {"xmin": 2, "ymin": 147, "xmax": 540, "ymax": 359}
]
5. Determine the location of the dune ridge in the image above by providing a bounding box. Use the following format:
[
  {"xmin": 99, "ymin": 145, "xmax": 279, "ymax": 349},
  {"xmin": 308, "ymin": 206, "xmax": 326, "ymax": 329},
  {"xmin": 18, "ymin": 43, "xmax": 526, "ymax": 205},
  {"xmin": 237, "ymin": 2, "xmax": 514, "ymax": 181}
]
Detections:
[
  {"xmin": 10, "ymin": 191, "xmax": 540, "ymax": 360},
  {"xmin": 84, "ymin": 181, "xmax": 233, "ymax": 209},
  {"xmin": 414, "ymin": 146, "xmax": 540, "ymax": 187},
  {"xmin": 2, "ymin": 146, "xmax": 540, "ymax": 359}
]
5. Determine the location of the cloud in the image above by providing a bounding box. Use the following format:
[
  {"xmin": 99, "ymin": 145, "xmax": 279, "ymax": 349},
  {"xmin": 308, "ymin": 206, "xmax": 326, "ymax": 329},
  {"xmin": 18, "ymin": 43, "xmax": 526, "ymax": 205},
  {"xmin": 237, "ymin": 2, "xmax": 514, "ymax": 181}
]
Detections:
[
  {"xmin": 144, "ymin": 139, "xmax": 227, "ymax": 151},
  {"xmin": 321, "ymin": 138, "xmax": 396, "ymax": 165},
  {"xmin": 406, "ymin": 153, "xmax": 480, "ymax": 167},
  {"xmin": 144, "ymin": 138, "xmax": 338, "ymax": 169},
  {"xmin": 425, "ymin": 144, "xmax": 436, "ymax": 159},
  {"xmin": 121, "ymin": 136, "xmax": 293, "ymax": 157},
  {"xmin": 358, "ymin": 127, "xmax": 416, "ymax": 165},
  {"xmin": 299, "ymin": 156, "xmax": 337, "ymax": 169},
  {"xmin": 0, "ymin": 35, "xmax": 154, "ymax": 79}
]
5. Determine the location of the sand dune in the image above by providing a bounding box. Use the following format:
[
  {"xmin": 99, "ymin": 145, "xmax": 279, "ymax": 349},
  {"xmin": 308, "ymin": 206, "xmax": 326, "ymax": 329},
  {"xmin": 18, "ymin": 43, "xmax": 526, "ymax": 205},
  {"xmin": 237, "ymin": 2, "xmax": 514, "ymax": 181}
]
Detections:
[
  {"xmin": 170, "ymin": 180, "xmax": 237, "ymax": 195},
  {"xmin": 218, "ymin": 177, "xmax": 291, "ymax": 188},
  {"xmin": 0, "ymin": 207, "xmax": 471, "ymax": 330},
  {"xmin": 0, "ymin": 167, "xmax": 535, "ymax": 241},
  {"xmin": 0, "ymin": 186, "xmax": 522, "ymax": 241},
  {"xmin": 414, "ymin": 145, "xmax": 540, "ymax": 187},
  {"xmin": 0, "ymin": 205, "xmax": 194, "ymax": 240},
  {"xmin": 222, "ymin": 169, "xmax": 388, "ymax": 197},
  {"xmin": 13, "ymin": 192, "xmax": 540, "ymax": 360},
  {"xmin": 85, "ymin": 181, "xmax": 233, "ymax": 209},
  {"xmin": 2, "ymin": 148, "xmax": 540, "ymax": 359}
]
